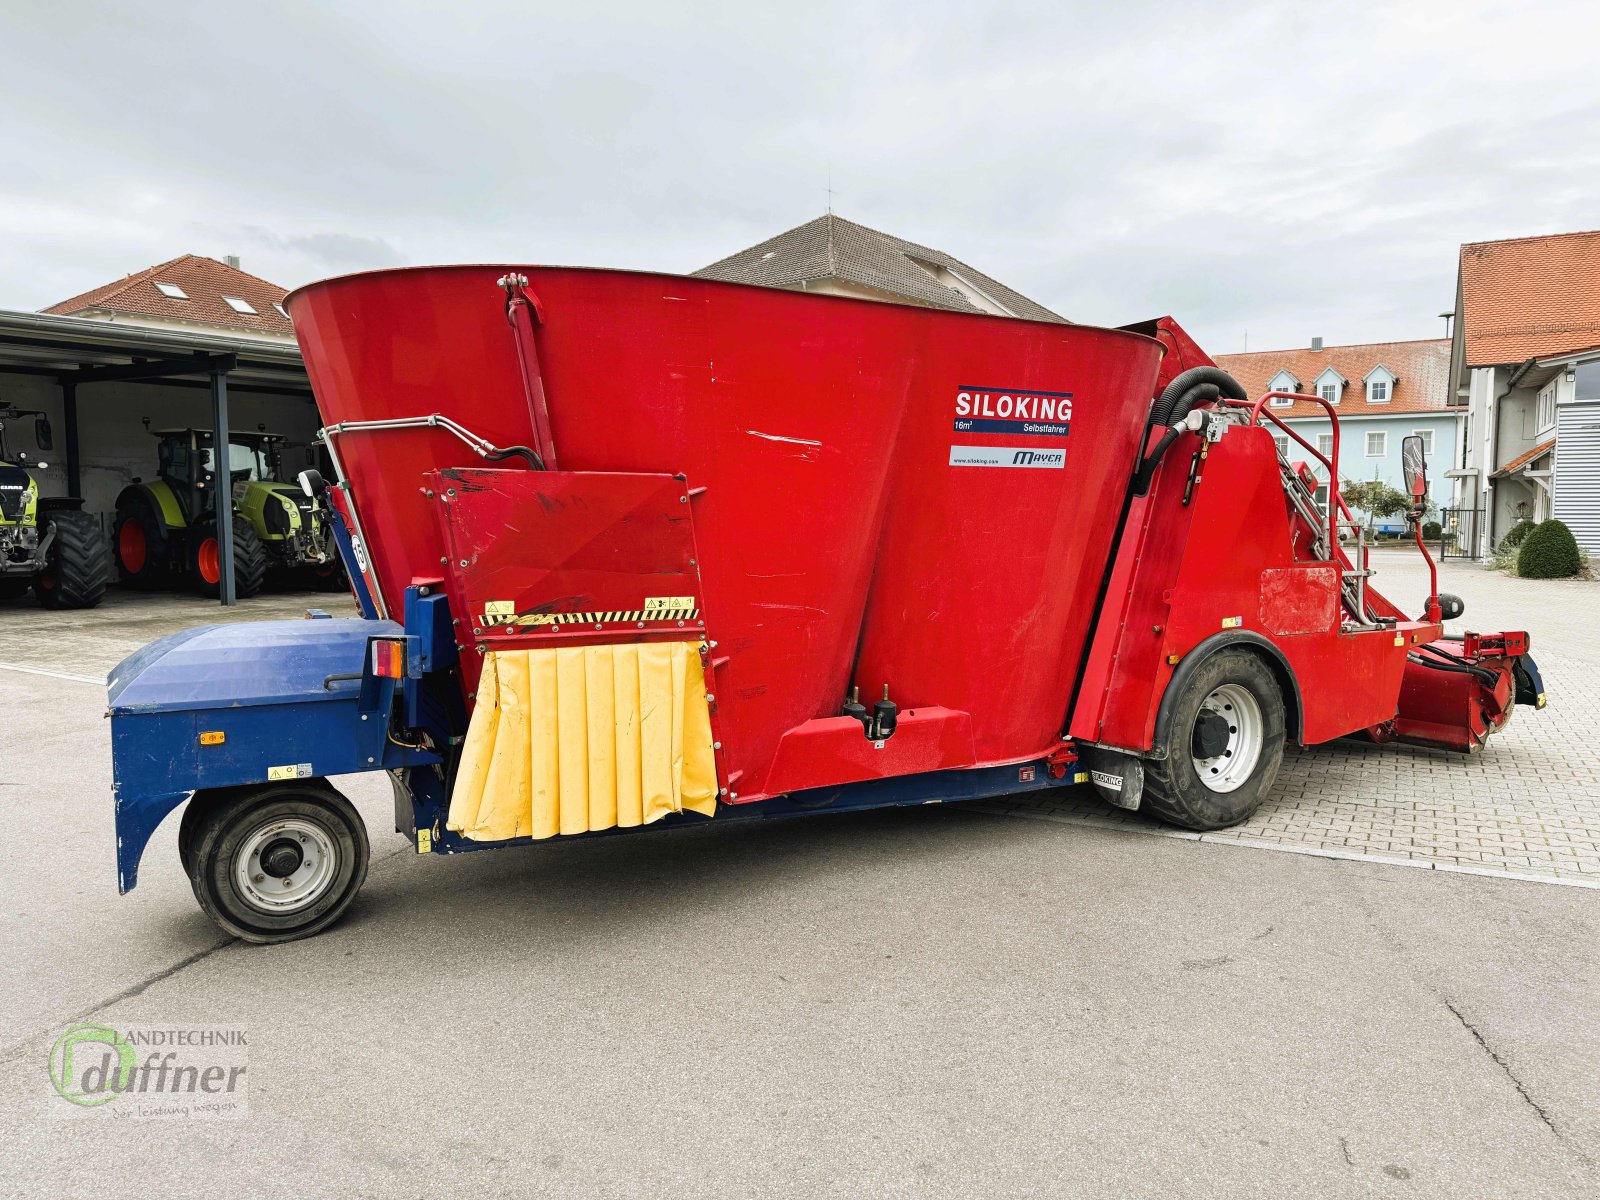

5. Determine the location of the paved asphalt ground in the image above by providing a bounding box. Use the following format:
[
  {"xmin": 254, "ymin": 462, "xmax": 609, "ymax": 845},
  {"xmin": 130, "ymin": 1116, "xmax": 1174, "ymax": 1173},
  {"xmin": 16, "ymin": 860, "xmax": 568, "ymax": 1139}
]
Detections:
[{"xmin": 1, "ymin": 577, "xmax": 1598, "ymax": 1196}]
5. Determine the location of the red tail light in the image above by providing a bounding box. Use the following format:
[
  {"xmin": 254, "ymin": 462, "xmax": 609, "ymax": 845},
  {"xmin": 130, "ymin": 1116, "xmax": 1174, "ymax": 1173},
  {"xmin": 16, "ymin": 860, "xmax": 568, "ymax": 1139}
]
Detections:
[{"xmin": 371, "ymin": 638, "xmax": 406, "ymax": 679}]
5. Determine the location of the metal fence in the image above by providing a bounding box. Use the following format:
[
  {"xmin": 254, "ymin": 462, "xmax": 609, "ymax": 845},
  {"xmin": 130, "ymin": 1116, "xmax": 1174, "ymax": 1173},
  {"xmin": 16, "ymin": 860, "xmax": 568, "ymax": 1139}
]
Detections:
[{"xmin": 1440, "ymin": 507, "xmax": 1484, "ymax": 560}]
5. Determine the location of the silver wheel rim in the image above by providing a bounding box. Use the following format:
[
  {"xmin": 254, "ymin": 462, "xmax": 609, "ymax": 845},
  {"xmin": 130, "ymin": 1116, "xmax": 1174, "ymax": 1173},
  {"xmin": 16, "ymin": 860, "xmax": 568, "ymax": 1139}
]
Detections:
[
  {"xmin": 232, "ymin": 817, "xmax": 338, "ymax": 914},
  {"xmin": 1191, "ymin": 683, "xmax": 1263, "ymax": 794}
]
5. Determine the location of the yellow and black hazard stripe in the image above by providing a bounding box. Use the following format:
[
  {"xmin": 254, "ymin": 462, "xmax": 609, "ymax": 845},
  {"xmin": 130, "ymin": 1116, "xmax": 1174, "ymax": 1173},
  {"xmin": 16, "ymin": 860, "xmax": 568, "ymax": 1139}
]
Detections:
[{"xmin": 484, "ymin": 607, "xmax": 701, "ymax": 628}]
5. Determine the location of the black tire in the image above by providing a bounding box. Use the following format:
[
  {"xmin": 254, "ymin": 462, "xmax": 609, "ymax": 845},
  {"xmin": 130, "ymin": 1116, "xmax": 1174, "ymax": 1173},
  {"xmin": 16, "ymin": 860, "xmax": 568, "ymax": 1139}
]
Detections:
[
  {"xmin": 113, "ymin": 493, "xmax": 173, "ymax": 587},
  {"xmin": 34, "ymin": 509, "xmax": 111, "ymax": 609},
  {"xmin": 186, "ymin": 783, "xmax": 369, "ymax": 944},
  {"xmin": 191, "ymin": 517, "xmax": 268, "ymax": 599},
  {"xmin": 309, "ymin": 556, "xmax": 348, "ymax": 593},
  {"xmin": 1142, "ymin": 649, "xmax": 1286, "ymax": 831},
  {"xmin": 0, "ymin": 576, "xmax": 32, "ymax": 600}
]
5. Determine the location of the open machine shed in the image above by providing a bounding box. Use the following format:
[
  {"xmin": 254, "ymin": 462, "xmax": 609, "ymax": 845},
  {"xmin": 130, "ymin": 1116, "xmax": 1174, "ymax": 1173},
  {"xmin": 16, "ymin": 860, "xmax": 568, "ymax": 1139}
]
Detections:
[{"xmin": 0, "ymin": 309, "xmax": 317, "ymax": 604}]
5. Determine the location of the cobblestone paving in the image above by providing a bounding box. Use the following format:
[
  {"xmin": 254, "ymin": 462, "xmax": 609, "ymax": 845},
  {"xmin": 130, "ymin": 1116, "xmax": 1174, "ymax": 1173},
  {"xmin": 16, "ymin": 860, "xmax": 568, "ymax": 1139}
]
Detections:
[{"xmin": 974, "ymin": 551, "xmax": 1600, "ymax": 888}]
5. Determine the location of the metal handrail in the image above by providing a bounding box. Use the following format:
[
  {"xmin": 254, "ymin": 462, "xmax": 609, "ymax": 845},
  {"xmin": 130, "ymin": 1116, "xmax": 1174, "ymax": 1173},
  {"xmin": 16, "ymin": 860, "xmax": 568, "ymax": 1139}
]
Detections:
[{"xmin": 1224, "ymin": 392, "xmax": 1377, "ymax": 623}]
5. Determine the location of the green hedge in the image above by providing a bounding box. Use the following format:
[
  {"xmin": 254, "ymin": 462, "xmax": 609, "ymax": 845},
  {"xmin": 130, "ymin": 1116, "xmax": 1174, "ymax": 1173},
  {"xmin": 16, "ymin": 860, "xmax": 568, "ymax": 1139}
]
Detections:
[
  {"xmin": 1422, "ymin": 520, "xmax": 1442, "ymax": 540},
  {"xmin": 1501, "ymin": 519, "xmax": 1536, "ymax": 549},
  {"xmin": 1517, "ymin": 519, "xmax": 1582, "ymax": 579}
]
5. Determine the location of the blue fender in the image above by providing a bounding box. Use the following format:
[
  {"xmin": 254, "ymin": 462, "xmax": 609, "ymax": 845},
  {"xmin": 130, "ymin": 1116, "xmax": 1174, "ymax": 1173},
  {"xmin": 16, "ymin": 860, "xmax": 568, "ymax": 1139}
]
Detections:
[{"xmin": 108, "ymin": 616, "xmax": 436, "ymax": 892}]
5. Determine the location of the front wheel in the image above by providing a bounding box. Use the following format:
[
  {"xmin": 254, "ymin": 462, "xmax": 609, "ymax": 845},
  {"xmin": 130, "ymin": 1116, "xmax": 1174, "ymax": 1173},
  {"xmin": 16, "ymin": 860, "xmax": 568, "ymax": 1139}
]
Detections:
[
  {"xmin": 190, "ymin": 517, "xmax": 267, "ymax": 599},
  {"xmin": 34, "ymin": 509, "xmax": 111, "ymax": 609},
  {"xmin": 1142, "ymin": 649, "xmax": 1286, "ymax": 831},
  {"xmin": 186, "ymin": 783, "xmax": 369, "ymax": 943}
]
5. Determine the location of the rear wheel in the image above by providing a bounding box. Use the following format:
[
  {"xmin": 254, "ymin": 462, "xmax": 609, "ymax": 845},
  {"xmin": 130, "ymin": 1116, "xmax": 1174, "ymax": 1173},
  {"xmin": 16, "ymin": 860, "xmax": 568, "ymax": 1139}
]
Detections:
[
  {"xmin": 113, "ymin": 495, "xmax": 171, "ymax": 587},
  {"xmin": 191, "ymin": 517, "xmax": 267, "ymax": 599},
  {"xmin": 186, "ymin": 783, "xmax": 369, "ymax": 944},
  {"xmin": 309, "ymin": 556, "xmax": 348, "ymax": 592},
  {"xmin": 1142, "ymin": 649, "xmax": 1286, "ymax": 830},
  {"xmin": 34, "ymin": 509, "xmax": 111, "ymax": 609}
]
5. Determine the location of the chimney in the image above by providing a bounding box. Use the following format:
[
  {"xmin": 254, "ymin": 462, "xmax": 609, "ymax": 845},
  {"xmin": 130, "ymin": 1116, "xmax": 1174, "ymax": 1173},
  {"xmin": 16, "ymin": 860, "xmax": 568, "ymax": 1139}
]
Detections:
[
  {"xmin": 224, "ymin": 255, "xmax": 241, "ymax": 269},
  {"xmin": 1310, "ymin": 336, "xmax": 1324, "ymax": 351}
]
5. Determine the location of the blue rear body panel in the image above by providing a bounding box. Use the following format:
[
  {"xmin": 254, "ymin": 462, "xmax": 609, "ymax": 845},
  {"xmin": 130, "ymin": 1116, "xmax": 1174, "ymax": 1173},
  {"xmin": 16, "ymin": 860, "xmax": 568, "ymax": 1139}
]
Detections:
[{"xmin": 108, "ymin": 617, "xmax": 434, "ymax": 892}]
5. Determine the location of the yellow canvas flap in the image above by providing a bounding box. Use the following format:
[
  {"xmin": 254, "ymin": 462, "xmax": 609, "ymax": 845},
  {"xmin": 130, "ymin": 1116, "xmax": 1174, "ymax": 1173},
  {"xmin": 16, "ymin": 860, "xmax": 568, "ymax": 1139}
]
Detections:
[{"xmin": 448, "ymin": 640, "xmax": 718, "ymax": 841}]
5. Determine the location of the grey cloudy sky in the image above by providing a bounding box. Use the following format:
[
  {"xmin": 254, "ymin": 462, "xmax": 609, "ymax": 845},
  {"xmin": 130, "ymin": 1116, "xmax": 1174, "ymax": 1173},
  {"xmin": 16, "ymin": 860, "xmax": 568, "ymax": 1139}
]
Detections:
[{"xmin": 3, "ymin": 1, "xmax": 1597, "ymax": 353}]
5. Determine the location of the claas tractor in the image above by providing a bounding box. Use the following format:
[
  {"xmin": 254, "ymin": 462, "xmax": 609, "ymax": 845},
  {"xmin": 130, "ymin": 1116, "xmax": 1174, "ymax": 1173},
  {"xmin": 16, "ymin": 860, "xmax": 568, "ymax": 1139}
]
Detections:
[
  {"xmin": 112, "ymin": 426, "xmax": 346, "ymax": 598},
  {"xmin": 0, "ymin": 404, "xmax": 110, "ymax": 609}
]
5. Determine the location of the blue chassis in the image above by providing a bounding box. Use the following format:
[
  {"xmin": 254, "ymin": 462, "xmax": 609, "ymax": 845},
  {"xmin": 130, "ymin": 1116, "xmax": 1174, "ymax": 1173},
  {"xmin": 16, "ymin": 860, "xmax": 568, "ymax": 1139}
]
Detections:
[{"xmin": 108, "ymin": 511, "xmax": 1084, "ymax": 892}]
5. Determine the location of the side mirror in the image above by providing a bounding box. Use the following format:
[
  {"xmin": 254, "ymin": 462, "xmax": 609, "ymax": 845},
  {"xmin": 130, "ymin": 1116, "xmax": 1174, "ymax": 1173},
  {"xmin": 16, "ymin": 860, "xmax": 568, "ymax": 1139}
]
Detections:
[
  {"xmin": 1401, "ymin": 434, "xmax": 1428, "ymax": 514},
  {"xmin": 34, "ymin": 416, "xmax": 53, "ymax": 452}
]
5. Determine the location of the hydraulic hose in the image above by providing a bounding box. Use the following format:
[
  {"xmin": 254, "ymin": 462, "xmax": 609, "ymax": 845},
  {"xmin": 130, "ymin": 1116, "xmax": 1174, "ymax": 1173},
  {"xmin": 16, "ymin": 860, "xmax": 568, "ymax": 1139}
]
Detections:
[
  {"xmin": 1149, "ymin": 366, "xmax": 1247, "ymax": 431},
  {"xmin": 484, "ymin": 444, "xmax": 546, "ymax": 470}
]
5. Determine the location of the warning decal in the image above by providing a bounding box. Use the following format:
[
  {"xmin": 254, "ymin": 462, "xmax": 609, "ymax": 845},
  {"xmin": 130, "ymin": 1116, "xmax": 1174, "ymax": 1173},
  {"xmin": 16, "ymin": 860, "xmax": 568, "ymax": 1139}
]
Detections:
[{"xmin": 484, "ymin": 602, "xmax": 700, "ymax": 628}]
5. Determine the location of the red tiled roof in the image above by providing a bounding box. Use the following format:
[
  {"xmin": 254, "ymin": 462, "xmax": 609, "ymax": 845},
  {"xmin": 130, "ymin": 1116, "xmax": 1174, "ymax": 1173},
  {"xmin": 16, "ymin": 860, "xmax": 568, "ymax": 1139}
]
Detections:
[
  {"xmin": 44, "ymin": 254, "xmax": 293, "ymax": 338},
  {"xmin": 1491, "ymin": 437, "xmax": 1556, "ymax": 478},
  {"xmin": 1459, "ymin": 231, "xmax": 1600, "ymax": 367},
  {"xmin": 1214, "ymin": 338, "xmax": 1452, "ymax": 418}
]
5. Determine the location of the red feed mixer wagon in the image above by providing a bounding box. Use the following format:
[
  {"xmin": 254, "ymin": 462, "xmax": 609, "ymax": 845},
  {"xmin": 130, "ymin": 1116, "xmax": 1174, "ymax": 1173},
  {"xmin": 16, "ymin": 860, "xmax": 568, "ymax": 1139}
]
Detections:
[{"xmin": 106, "ymin": 266, "xmax": 1546, "ymax": 942}]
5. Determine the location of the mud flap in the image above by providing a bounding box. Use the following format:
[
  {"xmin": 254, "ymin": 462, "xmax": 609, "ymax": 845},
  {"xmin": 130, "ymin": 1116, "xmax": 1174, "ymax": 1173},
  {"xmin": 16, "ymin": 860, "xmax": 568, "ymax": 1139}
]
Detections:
[
  {"xmin": 1080, "ymin": 746, "xmax": 1145, "ymax": 812},
  {"xmin": 1513, "ymin": 654, "xmax": 1547, "ymax": 709}
]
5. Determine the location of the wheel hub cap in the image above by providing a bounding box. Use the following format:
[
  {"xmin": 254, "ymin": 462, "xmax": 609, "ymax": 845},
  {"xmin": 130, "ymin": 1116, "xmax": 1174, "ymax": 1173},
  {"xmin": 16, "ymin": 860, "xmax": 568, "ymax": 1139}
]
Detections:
[
  {"xmin": 232, "ymin": 817, "xmax": 338, "ymax": 914},
  {"xmin": 1190, "ymin": 683, "xmax": 1264, "ymax": 795}
]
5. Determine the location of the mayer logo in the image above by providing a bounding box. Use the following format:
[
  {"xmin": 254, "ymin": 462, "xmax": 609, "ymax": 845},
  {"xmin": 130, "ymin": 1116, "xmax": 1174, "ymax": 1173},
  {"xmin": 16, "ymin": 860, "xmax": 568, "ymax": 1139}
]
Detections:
[{"xmin": 949, "ymin": 445, "xmax": 1066, "ymax": 469}]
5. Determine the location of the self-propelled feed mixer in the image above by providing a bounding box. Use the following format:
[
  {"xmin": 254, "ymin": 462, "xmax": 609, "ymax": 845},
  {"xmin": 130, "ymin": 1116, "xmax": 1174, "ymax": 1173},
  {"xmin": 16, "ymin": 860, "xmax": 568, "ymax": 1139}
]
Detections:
[{"xmin": 107, "ymin": 265, "xmax": 1546, "ymax": 942}]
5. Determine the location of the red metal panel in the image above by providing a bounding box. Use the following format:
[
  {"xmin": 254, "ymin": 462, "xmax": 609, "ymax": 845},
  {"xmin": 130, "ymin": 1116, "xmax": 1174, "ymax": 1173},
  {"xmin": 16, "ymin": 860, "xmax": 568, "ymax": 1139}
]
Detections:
[
  {"xmin": 288, "ymin": 267, "xmax": 1165, "ymax": 801},
  {"xmin": 1072, "ymin": 426, "xmax": 1433, "ymax": 751},
  {"xmin": 1259, "ymin": 566, "xmax": 1339, "ymax": 636}
]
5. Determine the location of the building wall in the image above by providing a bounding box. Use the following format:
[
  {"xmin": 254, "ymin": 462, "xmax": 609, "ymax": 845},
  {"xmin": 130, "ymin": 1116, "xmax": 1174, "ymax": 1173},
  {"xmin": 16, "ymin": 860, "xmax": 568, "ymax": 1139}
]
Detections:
[
  {"xmin": 1276, "ymin": 412, "xmax": 1459, "ymax": 526},
  {"xmin": 0, "ymin": 373, "xmax": 321, "ymax": 534}
]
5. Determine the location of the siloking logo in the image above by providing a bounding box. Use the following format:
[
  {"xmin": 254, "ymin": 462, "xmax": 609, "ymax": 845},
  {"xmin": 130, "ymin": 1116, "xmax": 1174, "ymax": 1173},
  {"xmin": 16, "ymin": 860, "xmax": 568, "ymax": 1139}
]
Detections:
[{"xmin": 952, "ymin": 385, "xmax": 1073, "ymax": 438}]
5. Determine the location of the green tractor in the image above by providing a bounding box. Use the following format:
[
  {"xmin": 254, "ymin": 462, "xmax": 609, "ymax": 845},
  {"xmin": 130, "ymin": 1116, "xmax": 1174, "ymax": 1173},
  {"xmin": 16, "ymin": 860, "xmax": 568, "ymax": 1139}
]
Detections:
[
  {"xmin": 112, "ymin": 426, "xmax": 346, "ymax": 599},
  {"xmin": 0, "ymin": 404, "xmax": 111, "ymax": 608}
]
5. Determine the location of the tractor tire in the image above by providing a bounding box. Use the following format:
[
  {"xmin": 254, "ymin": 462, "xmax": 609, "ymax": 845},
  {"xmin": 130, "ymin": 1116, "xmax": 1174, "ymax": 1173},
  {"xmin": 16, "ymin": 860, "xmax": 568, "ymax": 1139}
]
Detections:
[
  {"xmin": 309, "ymin": 557, "xmax": 348, "ymax": 592},
  {"xmin": 191, "ymin": 517, "xmax": 267, "ymax": 599},
  {"xmin": 113, "ymin": 495, "xmax": 171, "ymax": 587},
  {"xmin": 1142, "ymin": 649, "xmax": 1286, "ymax": 831},
  {"xmin": 185, "ymin": 782, "xmax": 369, "ymax": 944},
  {"xmin": 34, "ymin": 509, "xmax": 111, "ymax": 610}
]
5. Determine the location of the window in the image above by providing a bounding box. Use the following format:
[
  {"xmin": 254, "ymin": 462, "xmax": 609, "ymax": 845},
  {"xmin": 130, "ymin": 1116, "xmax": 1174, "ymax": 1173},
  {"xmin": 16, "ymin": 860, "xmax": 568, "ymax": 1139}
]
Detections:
[
  {"xmin": 1413, "ymin": 429, "xmax": 1434, "ymax": 456},
  {"xmin": 1365, "ymin": 365, "xmax": 1396, "ymax": 403},
  {"xmin": 1365, "ymin": 430, "xmax": 1387, "ymax": 458},
  {"xmin": 1313, "ymin": 368, "xmax": 1344, "ymax": 405},
  {"xmin": 1273, "ymin": 435, "xmax": 1290, "ymax": 458},
  {"xmin": 222, "ymin": 296, "xmax": 257, "ymax": 315},
  {"xmin": 1576, "ymin": 360, "xmax": 1600, "ymax": 402},
  {"xmin": 1267, "ymin": 372, "xmax": 1299, "ymax": 402},
  {"xmin": 1320, "ymin": 383, "xmax": 1338, "ymax": 404},
  {"xmin": 154, "ymin": 282, "xmax": 189, "ymax": 299},
  {"xmin": 1316, "ymin": 433, "xmax": 1334, "ymax": 458},
  {"xmin": 1537, "ymin": 381, "xmax": 1557, "ymax": 433}
]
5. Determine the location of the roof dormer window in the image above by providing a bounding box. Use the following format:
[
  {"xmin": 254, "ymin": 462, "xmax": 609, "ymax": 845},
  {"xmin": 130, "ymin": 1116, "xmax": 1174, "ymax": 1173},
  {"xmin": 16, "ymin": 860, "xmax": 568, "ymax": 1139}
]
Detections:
[
  {"xmin": 1312, "ymin": 366, "xmax": 1347, "ymax": 406},
  {"xmin": 1267, "ymin": 370, "xmax": 1299, "ymax": 406},
  {"xmin": 223, "ymin": 296, "xmax": 257, "ymax": 315},
  {"xmin": 154, "ymin": 282, "xmax": 189, "ymax": 299},
  {"xmin": 1364, "ymin": 364, "xmax": 1396, "ymax": 404}
]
